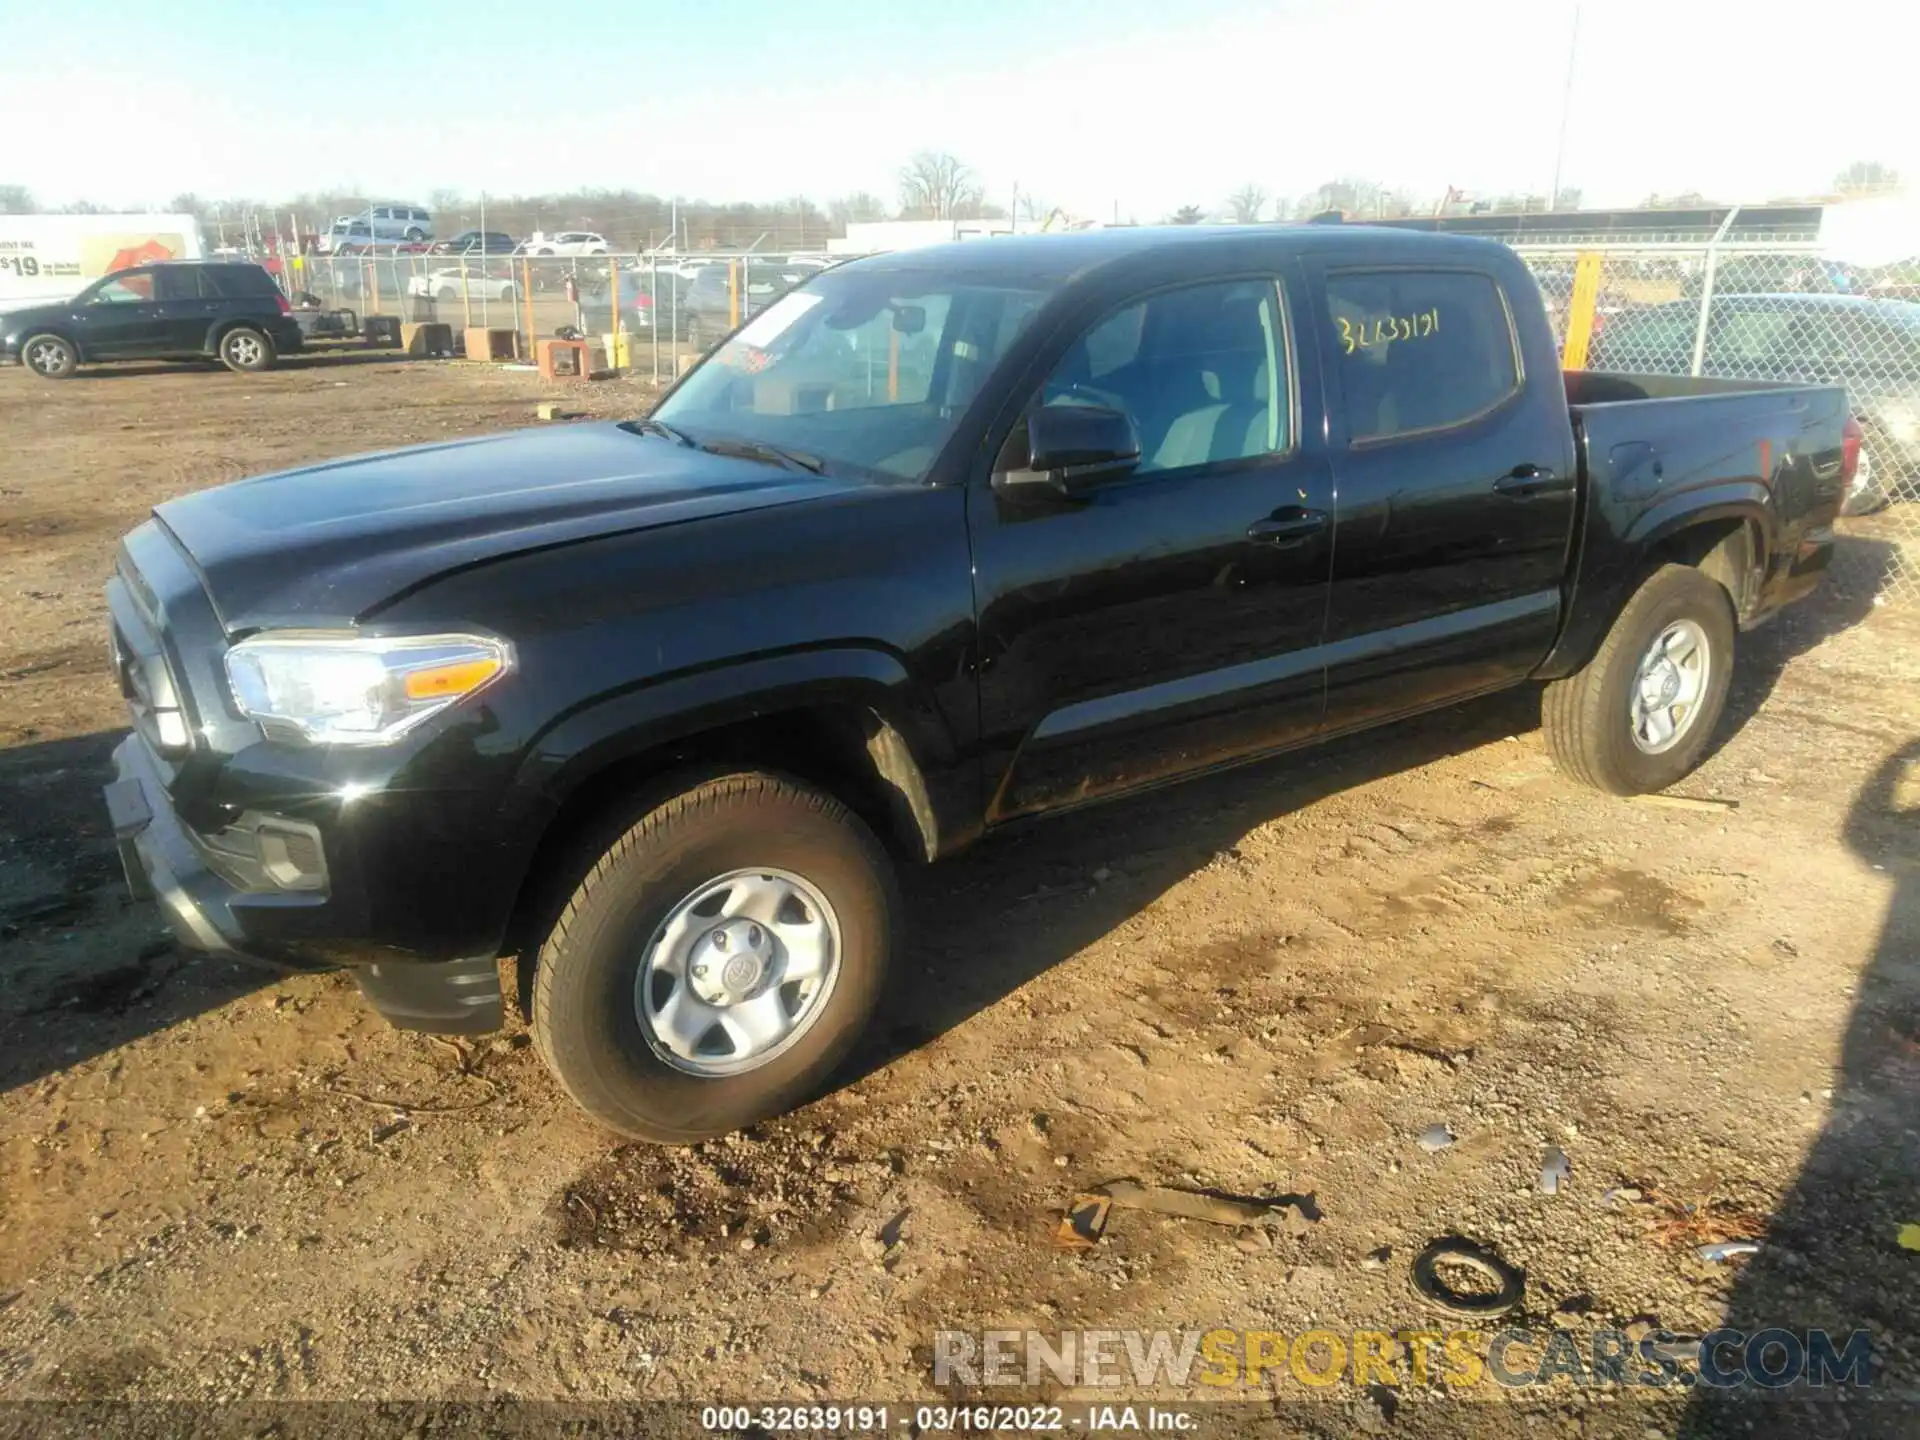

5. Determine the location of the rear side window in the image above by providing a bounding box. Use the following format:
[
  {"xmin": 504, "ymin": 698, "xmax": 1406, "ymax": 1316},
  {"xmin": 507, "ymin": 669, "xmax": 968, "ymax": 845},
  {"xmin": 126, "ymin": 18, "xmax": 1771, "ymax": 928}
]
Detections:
[{"xmin": 1326, "ymin": 270, "xmax": 1519, "ymax": 442}]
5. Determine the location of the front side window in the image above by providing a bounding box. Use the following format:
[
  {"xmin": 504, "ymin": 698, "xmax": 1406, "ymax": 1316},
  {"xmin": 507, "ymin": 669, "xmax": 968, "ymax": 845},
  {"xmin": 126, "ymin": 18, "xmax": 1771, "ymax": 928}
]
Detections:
[
  {"xmin": 655, "ymin": 270, "xmax": 1047, "ymax": 479},
  {"xmin": 1327, "ymin": 270, "xmax": 1519, "ymax": 442},
  {"xmin": 1037, "ymin": 279, "xmax": 1289, "ymax": 473}
]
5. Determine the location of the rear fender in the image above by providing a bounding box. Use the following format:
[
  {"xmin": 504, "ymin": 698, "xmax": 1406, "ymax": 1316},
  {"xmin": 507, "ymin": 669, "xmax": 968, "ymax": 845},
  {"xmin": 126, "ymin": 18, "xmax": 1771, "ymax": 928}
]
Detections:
[{"xmin": 1535, "ymin": 482, "xmax": 1773, "ymax": 680}]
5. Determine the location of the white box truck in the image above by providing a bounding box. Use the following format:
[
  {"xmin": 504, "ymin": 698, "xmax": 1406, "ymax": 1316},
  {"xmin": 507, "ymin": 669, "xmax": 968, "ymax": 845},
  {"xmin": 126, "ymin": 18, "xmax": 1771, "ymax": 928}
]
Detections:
[{"xmin": 0, "ymin": 213, "xmax": 206, "ymax": 314}]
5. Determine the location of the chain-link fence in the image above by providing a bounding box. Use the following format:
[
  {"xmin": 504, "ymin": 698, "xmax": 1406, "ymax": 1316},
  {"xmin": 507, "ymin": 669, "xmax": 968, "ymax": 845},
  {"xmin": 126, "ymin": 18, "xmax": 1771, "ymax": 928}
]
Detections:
[
  {"xmin": 282, "ymin": 249, "xmax": 830, "ymax": 382},
  {"xmin": 1514, "ymin": 241, "xmax": 1920, "ymax": 605}
]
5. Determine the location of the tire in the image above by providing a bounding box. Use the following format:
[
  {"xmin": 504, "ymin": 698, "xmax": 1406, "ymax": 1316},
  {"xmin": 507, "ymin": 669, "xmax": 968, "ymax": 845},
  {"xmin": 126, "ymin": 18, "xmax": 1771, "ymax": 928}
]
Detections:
[
  {"xmin": 218, "ymin": 325, "xmax": 276, "ymax": 374},
  {"xmin": 404, "ymin": 227, "xmax": 425, "ymax": 242},
  {"xmin": 531, "ymin": 770, "xmax": 897, "ymax": 1142},
  {"xmin": 436, "ymin": 286, "xmax": 459, "ymax": 302},
  {"xmin": 1543, "ymin": 563, "xmax": 1736, "ymax": 796},
  {"xmin": 21, "ymin": 333, "xmax": 77, "ymax": 379}
]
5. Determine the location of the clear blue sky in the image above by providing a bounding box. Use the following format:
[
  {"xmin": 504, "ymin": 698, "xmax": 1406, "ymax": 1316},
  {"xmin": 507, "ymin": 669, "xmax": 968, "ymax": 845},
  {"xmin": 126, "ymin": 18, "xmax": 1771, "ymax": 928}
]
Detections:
[{"xmin": 6, "ymin": 0, "xmax": 1916, "ymax": 219}]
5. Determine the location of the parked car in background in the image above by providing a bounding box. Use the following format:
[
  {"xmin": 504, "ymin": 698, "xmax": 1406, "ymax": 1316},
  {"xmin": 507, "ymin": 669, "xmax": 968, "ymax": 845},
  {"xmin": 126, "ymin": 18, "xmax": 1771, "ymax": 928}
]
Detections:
[
  {"xmin": 406, "ymin": 264, "xmax": 518, "ymax": 304},
  {"xmin": 4, "ymin": 261, "xmax": 301, "ymax": 378},
  {"xmin": 525, "ymin": 232, "xmax": 610, "ymax": 257},
  {"xmin": 359, "ymin": 205, "xmax": 433, "ymax": 243},
  {"xmin": 429, "ymin": 231, "xmax": 517, "ymax": 257},
  {"xmin": 682, "ymin": 258, "xmax": 821, "ymax": 348},
  {"xmin": 1589, "ymin": 292, "xmax": 1920, "ymax": 514}
]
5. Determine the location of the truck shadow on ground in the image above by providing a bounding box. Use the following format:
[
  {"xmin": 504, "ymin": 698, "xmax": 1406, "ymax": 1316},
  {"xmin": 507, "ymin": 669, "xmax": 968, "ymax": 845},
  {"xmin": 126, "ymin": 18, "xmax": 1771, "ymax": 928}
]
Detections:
[
  {"xmin": 1682, "ymin": 737, "xmax": 1919, "ymax": 1437},
  {"xmin": 846, "ymin": 540, "xmax": 1896, "ymax": 1086},
  {"xmin": 0, "ymin": 731, "xmax": 270, "ymax": 1093}
]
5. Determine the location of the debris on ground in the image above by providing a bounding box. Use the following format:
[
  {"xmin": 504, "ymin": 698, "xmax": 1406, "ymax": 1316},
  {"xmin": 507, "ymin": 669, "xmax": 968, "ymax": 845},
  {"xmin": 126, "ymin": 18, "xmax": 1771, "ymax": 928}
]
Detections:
[
  {"xmin": 1539, "ymin": 1146, "xmax": 1571, "ymax": 1195},
  {"xmin": 1361, "ymin": 1245, "xmax": 1393, "ymax": 1270},
  {"xmin": 1052, "ymin": 1194, "xmax": 1112, "ymax": 1250},
  {"xmin": 1416, "ymin": 1124, "xmax": 1455, "ymax": 1154},
  {"xmin": 1603, "ymin": 1186, "xmax": 1643, "ymax": 1207},
  {"xmin": 1899, "ymin": 1223, "xmax": 1920, "ymax": 1252},
  {"xmin": 1633, "ymin": 792, "xmax": 1739, "ymax": 813},
  {"xmin": 1639, "ymin": 1182, "xmax": 1767, "ymax": 1250},
  {"xmin": 1053, "ymin": 1180, "xmax": 1316, "ymax": 1248},
  {"xmin": 1696, "ymin": 1240, "xmax": 1761, "ymax": 1263},
  {"xmin": 1410, "ymin": 1237, "xmax": 1525, "ymax": 1317}
]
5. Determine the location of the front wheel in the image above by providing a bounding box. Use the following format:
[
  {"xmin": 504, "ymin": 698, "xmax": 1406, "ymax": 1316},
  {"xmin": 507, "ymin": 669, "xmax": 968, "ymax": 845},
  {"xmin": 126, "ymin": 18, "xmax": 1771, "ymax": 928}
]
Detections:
[
  {"xmin": 531, "ymin": 771, "xmax": 897, "ymax": 1142},
  {"xmin": 21, "ymin": 333, "xmax": 77, "ymax": 379},
  {"xmin": 218, "ymin": 325, "xmax": 276, "ymax": 373},
  {"xmin": 1543, "ymin": 563, "xmax": 1736, "ymax": 795}
]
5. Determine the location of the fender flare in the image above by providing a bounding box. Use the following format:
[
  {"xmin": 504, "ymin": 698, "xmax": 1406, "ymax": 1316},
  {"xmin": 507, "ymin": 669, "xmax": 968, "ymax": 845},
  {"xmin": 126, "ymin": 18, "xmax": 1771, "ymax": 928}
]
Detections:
[{"xmin": 505, "ymin": 645, "xmax": 954, "ymax": 862}]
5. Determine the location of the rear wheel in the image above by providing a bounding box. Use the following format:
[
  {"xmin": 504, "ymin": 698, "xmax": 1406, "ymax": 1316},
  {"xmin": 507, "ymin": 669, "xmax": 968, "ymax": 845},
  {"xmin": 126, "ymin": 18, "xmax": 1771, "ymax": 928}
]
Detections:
[
  {"xmin": 218, "ymin": 325, "xmax": 276, "ymax": 373},
  {"xmin": 1543, "ymin": 563, "xmax": 1736, "ymax": 795},
  {"xmin": 531, "ymin": 770, "xmax": 897, "ymax": 1142},
  {"xmin": 22, "ymin": 334, "xmax": 77, "ymax": 379}
]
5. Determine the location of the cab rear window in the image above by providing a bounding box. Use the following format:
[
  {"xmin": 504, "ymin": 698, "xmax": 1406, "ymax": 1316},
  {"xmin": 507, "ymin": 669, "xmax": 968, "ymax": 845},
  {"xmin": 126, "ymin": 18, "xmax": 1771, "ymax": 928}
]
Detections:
[{"xmin": 1326, "ymin": 270, "xmax": 1520, "ymax": 442}]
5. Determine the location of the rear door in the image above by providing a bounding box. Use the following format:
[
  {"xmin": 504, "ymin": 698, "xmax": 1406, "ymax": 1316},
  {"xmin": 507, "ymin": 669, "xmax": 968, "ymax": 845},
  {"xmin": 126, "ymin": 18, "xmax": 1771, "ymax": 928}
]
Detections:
[
  {"xmin": 1310, "ymin": 262, "xmax": 1577, "ymax": 732},
  {"xmin": 969, "ymin": 266, "xmax": 1337, "ymax": 820},
  {"xmin": 155, "ymin": 266, "xmax": 219, "ymax": 351},
  {"xmin": 71, "ymin": 269, "xmax": 168, "ymax": 358}
]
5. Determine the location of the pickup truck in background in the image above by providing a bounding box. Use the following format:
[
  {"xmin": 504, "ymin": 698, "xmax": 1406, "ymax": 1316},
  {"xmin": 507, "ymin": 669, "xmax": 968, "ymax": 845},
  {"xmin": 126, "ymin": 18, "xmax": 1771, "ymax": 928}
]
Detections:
[{"xmin": 100, "ymin": 227, "xmax": 1851, "ymax": 1141}]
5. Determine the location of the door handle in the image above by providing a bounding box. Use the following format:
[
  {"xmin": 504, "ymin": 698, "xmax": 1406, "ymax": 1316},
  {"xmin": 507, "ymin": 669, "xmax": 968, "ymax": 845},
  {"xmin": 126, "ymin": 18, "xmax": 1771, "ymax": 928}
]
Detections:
[
  {"xmin": 1493, "ymin": 464, "xmax": 1573, "ymax": 498},
  {"xmin": 1247, "ymin": 507, "xmax": 1329, "ymax": 546}
]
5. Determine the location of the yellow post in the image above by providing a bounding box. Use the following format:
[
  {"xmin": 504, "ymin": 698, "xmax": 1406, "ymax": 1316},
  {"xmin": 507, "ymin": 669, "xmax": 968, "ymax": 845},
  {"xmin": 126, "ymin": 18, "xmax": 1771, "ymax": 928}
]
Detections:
[
  {"xmin": 370, "ymin": 258, "xmax": 380, "ymax": 316},
  {"xmin": 522, "ymin": 259, "xmax": 534, "ymax": 359},
  {"xmin": 728, "ymin": 260, "xmax": 740, "ymax": 329},
  {"xmin": 887, "ymin": 325, "xmax": 899, "ymax": 402},
  {"xmin": 610, "ymin": 263, "xmax": 621, "ymax": 373},
  {"xmin": 1561, "ymin": 251, "xmax": 1604, "ymax": 370},
  {"xmin": 460, "ymin": 257, "xmax": 472, "ymax": 331}
]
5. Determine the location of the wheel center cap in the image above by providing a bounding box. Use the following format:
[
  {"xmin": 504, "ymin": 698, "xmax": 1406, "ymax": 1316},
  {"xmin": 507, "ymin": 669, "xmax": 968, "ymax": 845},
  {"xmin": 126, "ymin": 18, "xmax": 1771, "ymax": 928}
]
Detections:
[
  {"xmin": 688, "ymin": 919, "xmax": 773, "ymax": 1005},
  {"xmin": 721, "ymin": 953, "xmax": 761, "ymax": 992},
  {"xmin": 1642, "ymin": 659, "xmax": 1680, "ymax": 708}
]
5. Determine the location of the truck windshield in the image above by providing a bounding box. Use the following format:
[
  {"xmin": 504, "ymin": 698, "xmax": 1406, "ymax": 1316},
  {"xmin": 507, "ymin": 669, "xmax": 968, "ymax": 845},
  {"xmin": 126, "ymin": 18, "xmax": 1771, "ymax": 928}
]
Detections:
[{"xmin": 653, "ymin": 271, "xmax": 1047, "ymax": 479}]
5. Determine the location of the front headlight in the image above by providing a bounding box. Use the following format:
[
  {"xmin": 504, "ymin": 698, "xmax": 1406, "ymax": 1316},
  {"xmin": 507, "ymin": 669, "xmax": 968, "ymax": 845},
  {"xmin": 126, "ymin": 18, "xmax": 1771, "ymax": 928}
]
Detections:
[{"xmin": 224, "ymin": 631, "xmax": 511, "ymax": 745}]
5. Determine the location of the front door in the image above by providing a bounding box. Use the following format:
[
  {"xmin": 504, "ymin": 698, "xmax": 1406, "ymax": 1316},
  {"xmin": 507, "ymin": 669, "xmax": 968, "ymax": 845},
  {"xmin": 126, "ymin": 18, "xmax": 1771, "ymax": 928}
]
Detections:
[
  {"xmin": 71, "ymin": 270, "xmax": 168, "ymax": 358},
  {"xmin": 969, "ymin": 271, "xmax": 1336, "ymax": 822},
  {"xmin": 1310, "ymin": 262, "xmax": 1579, "ymax": 732}
]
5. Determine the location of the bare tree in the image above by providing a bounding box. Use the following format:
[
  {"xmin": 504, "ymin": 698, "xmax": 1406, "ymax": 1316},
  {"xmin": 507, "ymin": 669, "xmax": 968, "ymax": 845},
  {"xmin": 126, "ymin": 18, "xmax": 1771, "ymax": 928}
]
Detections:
[
  {"xmin": 0, "ymin": 184, "xmax": 34, "ymax": 214},
  {"xmin": 1170, "ymin": 204, "xmax": 1206, "ymax": 225},
  {"xmin": 1835, "ymin": 161, "xmax": 1899, "ymax": 195},
  {"xmin": 1226, "ymin": 184, "xmax": 1267, "ymax": 223},
  {"xmin": 830, "ymin": 192, "xmax": 891, "ymax": 226},
  {"xmin": 898, "ymin": 151, "xmax": 982, "ymax": 221}
]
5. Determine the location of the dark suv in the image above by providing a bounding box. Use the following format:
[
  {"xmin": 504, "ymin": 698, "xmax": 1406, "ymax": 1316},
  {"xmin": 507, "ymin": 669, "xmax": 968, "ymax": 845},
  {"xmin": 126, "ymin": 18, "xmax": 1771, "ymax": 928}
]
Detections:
[{"xmin": 3, "ymin": 261, "xmax": 304, "ymax": 379}]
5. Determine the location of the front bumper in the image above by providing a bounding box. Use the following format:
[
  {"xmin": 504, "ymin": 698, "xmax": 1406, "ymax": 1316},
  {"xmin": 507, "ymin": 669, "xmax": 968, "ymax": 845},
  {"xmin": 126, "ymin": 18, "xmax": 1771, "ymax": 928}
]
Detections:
[{"xmin": 104, "ymin": 733, "xmax": 504, "ymax": 1035}]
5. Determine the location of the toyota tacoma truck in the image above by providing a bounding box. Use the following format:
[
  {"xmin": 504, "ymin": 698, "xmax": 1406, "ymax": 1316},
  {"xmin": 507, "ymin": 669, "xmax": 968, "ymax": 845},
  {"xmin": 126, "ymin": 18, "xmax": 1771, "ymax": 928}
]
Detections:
[{"xmin": 100, "ymin": 227, "xmax": 1851, "ymax": 1141}]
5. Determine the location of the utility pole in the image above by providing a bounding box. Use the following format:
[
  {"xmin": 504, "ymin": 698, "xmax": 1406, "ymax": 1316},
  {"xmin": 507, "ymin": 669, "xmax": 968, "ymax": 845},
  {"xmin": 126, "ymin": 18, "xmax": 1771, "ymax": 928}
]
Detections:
[{"xmin": 1549, "ymin": 2, "xmax": 1581, "ymax": 210}]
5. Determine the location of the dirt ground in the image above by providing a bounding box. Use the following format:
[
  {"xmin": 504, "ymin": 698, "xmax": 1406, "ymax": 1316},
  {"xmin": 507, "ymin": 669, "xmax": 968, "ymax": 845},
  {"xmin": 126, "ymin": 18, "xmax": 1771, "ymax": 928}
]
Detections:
[{"xmin": 0, "ymin": 353, "xmax": 1916, "ymax": 1438}]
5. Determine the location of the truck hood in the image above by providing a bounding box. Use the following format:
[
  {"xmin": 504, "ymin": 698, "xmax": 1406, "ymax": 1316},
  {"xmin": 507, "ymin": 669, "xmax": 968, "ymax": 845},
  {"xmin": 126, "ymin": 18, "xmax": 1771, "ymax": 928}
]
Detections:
[{"xmin": 153, "ymin": 422, "xmax": 864, "ymax": 630}]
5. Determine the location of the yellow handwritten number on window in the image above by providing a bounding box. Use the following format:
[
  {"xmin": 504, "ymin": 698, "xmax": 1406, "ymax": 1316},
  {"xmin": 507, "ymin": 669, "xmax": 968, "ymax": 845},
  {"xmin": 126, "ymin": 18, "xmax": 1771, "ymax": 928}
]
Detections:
[{"xmin": 1337, "ymin": 308, "xmax": 1440, "ymax": 355}]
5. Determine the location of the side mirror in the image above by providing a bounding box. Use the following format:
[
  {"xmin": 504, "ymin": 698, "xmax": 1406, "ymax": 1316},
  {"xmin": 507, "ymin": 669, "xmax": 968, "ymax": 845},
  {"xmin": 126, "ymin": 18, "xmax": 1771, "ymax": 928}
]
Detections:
[
  {"xmin": 892, "ymin": 304, "xmax": 927, "ymax": 335},
  {"xmin": 997, "ymin": 404, "xmax": 1140, "ymax": 497}
]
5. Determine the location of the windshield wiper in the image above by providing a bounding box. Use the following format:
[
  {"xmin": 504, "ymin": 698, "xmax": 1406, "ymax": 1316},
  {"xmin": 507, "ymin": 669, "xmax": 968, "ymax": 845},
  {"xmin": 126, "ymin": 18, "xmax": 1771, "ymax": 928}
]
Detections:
[
  {"xmin": 632, "ymin": 417, "xmax": 696, "ymax": 447},
  {"xmin": 697, "ymin": 437, "xmax": 828, "ymax": 476}
]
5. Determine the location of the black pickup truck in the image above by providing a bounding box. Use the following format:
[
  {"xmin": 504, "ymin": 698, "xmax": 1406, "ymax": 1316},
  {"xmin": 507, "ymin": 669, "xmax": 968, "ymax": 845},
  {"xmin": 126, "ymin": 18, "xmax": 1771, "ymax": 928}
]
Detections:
[{"xmin": 101, "ymin": 227, "xmax": 1850, "ymax": 1141}]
